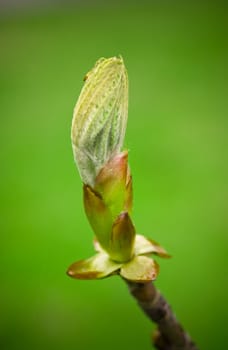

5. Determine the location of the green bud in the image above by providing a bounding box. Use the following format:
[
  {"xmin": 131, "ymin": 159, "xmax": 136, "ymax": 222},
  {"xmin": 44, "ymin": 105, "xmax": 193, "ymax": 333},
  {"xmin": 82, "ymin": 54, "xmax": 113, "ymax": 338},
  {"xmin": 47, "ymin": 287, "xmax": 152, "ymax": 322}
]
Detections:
[
  {"xmin": 68, "ymin": 56, "xmax": 170, "ymax": 283},
  {"xmin": 71, "ymin": 56, "xmax": 128, "ymax": 187}
]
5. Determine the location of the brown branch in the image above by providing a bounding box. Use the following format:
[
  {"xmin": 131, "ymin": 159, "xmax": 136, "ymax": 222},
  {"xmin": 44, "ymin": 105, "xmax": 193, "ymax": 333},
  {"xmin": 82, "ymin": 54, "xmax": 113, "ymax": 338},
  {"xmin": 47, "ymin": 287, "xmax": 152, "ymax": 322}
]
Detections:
[{"xmin": 126, "ymin": 281, "xmax": 198, "ymax": 350}]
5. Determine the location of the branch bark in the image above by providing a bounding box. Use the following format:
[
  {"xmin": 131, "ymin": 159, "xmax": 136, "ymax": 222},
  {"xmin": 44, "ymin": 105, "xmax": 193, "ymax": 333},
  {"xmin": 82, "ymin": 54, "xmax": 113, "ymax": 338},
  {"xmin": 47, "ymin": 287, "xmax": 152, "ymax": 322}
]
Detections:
[{"xmin": 126, "ymin": 281, "xmax": 198, "ymax": 350}]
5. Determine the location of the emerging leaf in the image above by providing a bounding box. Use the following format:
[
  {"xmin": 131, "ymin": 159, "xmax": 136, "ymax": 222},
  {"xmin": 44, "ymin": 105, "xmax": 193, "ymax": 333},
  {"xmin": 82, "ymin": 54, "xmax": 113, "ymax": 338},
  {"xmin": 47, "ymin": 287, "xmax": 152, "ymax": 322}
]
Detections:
[{"xmin": 71, "ymin": 56, "xmax": 128, "ymax": 187}]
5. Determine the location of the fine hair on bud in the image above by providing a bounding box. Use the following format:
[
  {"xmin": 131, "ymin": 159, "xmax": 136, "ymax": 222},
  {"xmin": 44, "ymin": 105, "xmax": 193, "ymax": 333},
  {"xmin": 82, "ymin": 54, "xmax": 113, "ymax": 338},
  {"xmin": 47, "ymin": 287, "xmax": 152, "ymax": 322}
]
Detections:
[{"xmin": 71, "ymin": 56, "xmax": 128, "ymax": 186}]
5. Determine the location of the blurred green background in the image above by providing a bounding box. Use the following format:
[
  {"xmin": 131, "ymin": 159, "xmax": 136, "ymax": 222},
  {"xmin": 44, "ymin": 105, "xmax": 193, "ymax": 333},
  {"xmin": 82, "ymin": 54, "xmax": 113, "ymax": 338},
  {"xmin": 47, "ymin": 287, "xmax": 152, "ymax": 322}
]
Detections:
[{"xmin": 0, "ymin": 1, "xmax": 227, "ymax": 349}]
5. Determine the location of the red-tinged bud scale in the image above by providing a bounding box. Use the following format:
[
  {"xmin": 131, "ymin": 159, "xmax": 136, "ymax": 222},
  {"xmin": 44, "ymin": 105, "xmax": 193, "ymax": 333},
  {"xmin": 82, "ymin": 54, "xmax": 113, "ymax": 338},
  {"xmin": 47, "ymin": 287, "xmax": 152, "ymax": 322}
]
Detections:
[
  {"xmin": 95, "ymin": 151, "xmax": 133, "ymax": 219},
  {"xmin": 109, "ymin": 212, "xmax": 135, "ymax": 262}
]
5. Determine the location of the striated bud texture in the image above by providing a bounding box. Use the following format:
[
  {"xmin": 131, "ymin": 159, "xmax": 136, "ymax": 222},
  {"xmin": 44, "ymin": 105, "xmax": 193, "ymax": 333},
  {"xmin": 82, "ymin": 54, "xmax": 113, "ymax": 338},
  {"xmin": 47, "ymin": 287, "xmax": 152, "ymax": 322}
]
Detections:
[{"xmin": 71, "ymin": 56, "xmax": 128, "ymax": 187}]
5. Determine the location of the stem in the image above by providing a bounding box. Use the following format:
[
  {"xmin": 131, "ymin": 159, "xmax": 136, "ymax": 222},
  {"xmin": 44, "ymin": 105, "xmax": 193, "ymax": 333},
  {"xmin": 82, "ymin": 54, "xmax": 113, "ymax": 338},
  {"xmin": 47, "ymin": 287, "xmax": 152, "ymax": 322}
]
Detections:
[{"xmin": 126, "ymin": 281, "xmax": 198, "ymax": 350}]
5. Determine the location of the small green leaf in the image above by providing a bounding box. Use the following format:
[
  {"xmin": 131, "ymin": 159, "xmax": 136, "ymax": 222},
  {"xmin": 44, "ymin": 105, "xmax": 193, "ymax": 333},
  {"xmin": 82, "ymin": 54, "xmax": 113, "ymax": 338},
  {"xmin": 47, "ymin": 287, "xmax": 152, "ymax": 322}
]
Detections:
[
  {"xmin": 67, "ymin": 253, "xmax": 122, "ymax": 280},
  {"xmin": 120, "ymin": 255, "xmax": 159, "ymax": 282},
  {"xmin": 134, "ymin": 234, "xmax": 171, "ymax": 258}
]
